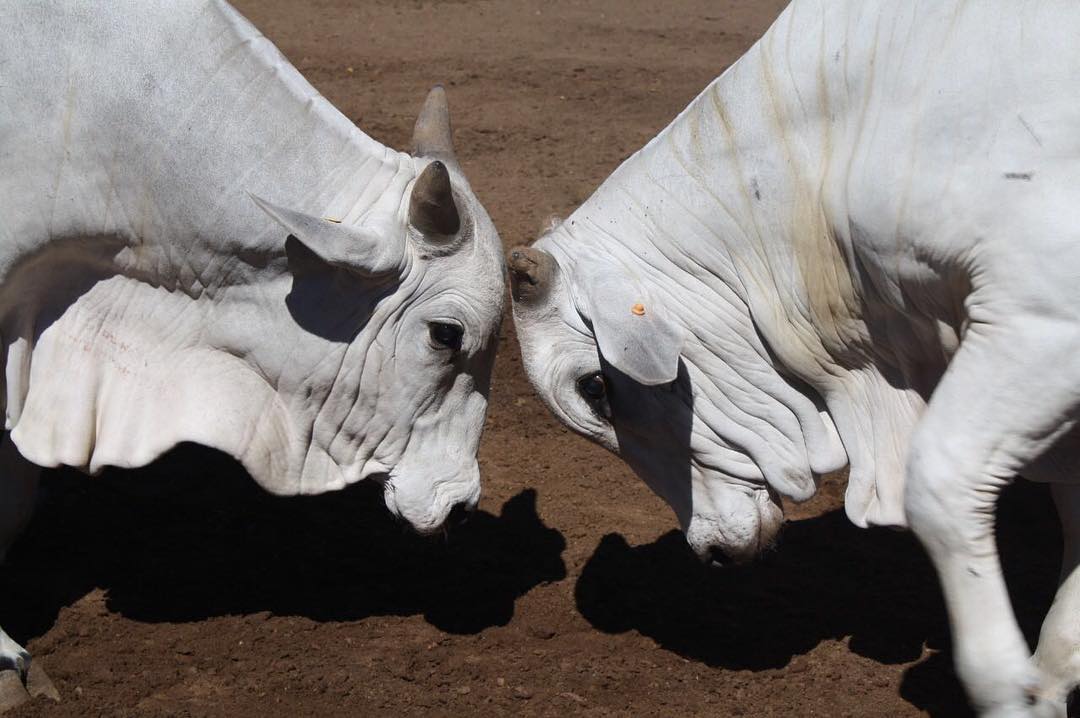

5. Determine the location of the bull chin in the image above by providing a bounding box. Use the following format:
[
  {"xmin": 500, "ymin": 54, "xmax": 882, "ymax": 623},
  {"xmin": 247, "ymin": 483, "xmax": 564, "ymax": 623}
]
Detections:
[{"xmin": 381, "ymin": 463, "xmax": 482, "ymax": 536}]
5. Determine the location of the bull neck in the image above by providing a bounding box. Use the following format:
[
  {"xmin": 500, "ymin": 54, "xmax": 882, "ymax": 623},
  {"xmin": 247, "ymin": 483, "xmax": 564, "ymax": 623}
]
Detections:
[
  {"xmin": 3, "ymin": 0, "xmax": 409, "ymax": 290},
  {"xmin": 548, "ymin": 3, "xmax": 879, "ymax": 386}
]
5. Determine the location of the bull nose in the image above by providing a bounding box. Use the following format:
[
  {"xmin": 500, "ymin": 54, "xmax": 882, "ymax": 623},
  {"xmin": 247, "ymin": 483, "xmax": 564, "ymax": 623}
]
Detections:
[
  {"xmin": 446, "ymin": 501, "xmax": 473, "ymax": 528},
  {"xmin": 708, "ymin": 545, "xmax": 733, "ymax": 568}
]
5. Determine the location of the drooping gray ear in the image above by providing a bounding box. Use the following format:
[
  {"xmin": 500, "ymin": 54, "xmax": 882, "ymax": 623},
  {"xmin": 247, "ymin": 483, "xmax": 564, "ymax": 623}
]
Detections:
[
  {"xmin": 249, "ymin": 194, "xmax": 404, "ymax": 277},
  {"xmin": 580, "ymin": 271, "xmax": 685, "ymax": 386}
]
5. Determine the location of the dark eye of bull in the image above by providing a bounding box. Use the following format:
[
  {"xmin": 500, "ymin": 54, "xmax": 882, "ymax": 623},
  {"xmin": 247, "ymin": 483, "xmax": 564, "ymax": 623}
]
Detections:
[
  {"xmin": 577, "ymin": 372, "xmax": 612, "ymax": 420},
  {"xmin": 578, "ymin": 372, "xmax": 607, "ymax": 401},
  {"xmin": 578, "ymin": 369, "xmax": 613, "ymax": 403},
  {"xmin": 429, "ymin": 322, "xmax": 463, "ymax": 351}
]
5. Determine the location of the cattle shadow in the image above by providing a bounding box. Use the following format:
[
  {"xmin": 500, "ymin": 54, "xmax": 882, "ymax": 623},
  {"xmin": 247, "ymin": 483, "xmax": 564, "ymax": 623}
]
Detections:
[
  {"xmin": 575, "ymin": 480, "xmax": 1062, "ymax": 718},
  {"xmin": 0, "ymin": 443, "xmax": 566, "ymax": 645}
]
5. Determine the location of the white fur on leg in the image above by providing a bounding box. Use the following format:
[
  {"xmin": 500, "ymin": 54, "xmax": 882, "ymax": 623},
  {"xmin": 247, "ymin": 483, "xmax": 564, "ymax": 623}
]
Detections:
[
  {"xmin": 0, "ymin": 631, "xmax": 27, "ymax": 679},
  {"xmin": 0, "ymin": 629, "xmax": 31, "ymax": 712},
  {"xmin": 1033, "ymin": 484, "xmax": 1080, "ymax": 713},
  {"xmin": 903, "ymin": 317, "xmax": 1080, "ymax": 718}
]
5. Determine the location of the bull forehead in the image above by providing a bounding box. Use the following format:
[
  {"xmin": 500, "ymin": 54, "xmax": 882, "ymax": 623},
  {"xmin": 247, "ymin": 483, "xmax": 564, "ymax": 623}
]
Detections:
[
  {"xmin": 513, "ymin": 283, "xmax": 590, "ymax": 388},
  {"xmin": 515, "ymin": 230, "xmax": 613, "ymax": 383},
  {"xmin": 446, "ymin": 183, "xmax": 506, "ymax": 289},
  {"xmin": 416, "ymin": 238, "xmax": 505, "ymax": 329}
]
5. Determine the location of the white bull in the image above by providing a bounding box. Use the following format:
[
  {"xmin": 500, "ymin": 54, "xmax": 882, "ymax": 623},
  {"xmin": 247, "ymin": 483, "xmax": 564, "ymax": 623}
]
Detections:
[
  {"xmin": 509, "ymin": 1, "xmax": 1080, "ymax": 715},
  {"xmin": 0, "ymin": 0, "xmax": 505, "ymax": 706}
]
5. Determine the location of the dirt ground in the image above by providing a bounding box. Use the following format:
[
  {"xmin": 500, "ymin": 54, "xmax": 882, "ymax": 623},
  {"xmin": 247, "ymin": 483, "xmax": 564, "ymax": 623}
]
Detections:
[{"xmin": 3, "ymin": 1, "xmax": 1067, "ymax": 716}]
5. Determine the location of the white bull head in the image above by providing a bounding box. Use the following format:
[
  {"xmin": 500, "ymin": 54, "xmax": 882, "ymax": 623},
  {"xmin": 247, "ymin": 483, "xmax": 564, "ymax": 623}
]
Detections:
[
  {"xmin": 1, "ymin": 0, "xmax": 506, "ymax": 535},
  {"xmin": 508, "ymin": 234, "xmax": 846, "ymax": 564},
  {"xmin": 241, "ymin": 90, "xmax": 506, "ymax": 532}
]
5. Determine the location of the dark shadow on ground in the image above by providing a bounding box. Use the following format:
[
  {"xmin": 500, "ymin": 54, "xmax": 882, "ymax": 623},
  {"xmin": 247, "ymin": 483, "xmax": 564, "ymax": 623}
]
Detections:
[
  {"xmin": 1, "ymin": 443, "xmax": 566, "ymax": 643},
  {"xmin": 575, "ymin": 480, "xmax": 1061, "ymax": 718}
]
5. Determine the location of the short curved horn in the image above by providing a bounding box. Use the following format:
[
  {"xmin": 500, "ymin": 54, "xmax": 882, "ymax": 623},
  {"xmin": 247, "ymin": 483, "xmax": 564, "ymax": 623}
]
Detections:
[
  {"xmin": 507, "ymin": 246, "xmax": 557, "ymax": 305},
  {"xmin": 411, "ymin": 85, "xmax": 456, "ymax": 162},
  {"xmin": 410, "ymin": 160, "xmax": 460, "ymax": 236}
]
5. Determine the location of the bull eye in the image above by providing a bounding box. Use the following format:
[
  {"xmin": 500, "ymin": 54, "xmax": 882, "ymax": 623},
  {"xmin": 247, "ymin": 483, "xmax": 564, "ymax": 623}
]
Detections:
[
  {"xmin": 429, "ymin": 321, "xmax": 463, "ymax": 351},
  {"xmin": 578, "ymin": 373, "xmax": 606, "ymax": 400},
  {"xmin": 577, "ymin": 372, "xmax": 612, "ymax": 420}
]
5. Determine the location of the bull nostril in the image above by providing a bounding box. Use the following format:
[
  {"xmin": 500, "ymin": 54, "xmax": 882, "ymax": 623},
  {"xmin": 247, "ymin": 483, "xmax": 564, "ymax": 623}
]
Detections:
[
  {"xmin": 446, "ymin": 501, "xmax": 473, "ymax": 528},
  {"xmin": 708, "ymin": 546, "xmax": 732, "ymax": 568}
]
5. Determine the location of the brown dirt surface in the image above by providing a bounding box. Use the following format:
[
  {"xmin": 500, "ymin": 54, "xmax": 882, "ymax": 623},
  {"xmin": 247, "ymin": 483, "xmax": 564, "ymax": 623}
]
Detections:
[{"xmin": 3, "ymin": 1, "xmax": 1065, "ymax": 716}]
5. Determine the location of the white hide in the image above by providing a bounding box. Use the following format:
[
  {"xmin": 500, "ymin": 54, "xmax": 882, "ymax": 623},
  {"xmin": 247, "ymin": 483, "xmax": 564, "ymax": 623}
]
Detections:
[
  {"xmin": 511, "ymin": 1, "xmax": 1080, "ymax": 715},
  {"xmin": 0, "ymin": 0, "xmax": 505, "ymax": 533}
]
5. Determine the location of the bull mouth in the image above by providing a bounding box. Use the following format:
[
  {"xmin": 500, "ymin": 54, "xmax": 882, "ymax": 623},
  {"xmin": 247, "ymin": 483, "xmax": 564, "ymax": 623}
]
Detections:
[
  {"xmin": 379, "ymin": 469, "xmax": 480, "ymax": 536},
  {"xmin": 690, "ymin": 485, "xmax": 785, "ymax": 568}
]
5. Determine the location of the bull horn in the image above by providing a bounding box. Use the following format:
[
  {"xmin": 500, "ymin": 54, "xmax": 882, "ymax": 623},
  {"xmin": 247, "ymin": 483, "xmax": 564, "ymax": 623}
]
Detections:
[
  {"xmin": 507, "ymin": 246, "xmax": 556, "ymax": 305},
  {"xmin": 411, "ymin": 85, "xmax": 456, "ymax": 162},
  {"xmin": 409, "ymin": 160, "xmax": 460, "ymax": 236}
]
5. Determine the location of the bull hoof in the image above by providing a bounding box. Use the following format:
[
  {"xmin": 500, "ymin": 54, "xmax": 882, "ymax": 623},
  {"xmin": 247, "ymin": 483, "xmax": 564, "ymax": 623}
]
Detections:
[
  {"xmin": 0, "ymin": 671, "xmax": 29, "ymax": 713},
  {"xmin": 26, "ymin": 661, "xmax": 59, "ymax": 702},
  {"xmin": 0, "ymin": 661, "xmax": 60, "ymax": 712}
]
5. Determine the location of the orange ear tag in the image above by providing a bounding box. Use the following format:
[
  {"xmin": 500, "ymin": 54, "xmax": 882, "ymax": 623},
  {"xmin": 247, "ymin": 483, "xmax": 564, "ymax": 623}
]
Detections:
[{"xmin": 631, "ymin": 303, "xmax": 646, "ymax": 316}]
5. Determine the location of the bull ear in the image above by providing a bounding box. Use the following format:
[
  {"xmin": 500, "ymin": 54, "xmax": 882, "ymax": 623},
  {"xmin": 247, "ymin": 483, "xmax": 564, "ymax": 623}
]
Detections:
[
  {"xmin": 249, "ymin": 194, "xmax": 404, "ymax": 277},
  {"xmin": 581, "ymin": 272, "xmax": 685, "ymax": 386}
]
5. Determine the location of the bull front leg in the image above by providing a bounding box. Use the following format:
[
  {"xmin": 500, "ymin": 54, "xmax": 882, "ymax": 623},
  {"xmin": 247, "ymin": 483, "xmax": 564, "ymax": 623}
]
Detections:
[
  {"xmin": 0, "ymin": 433, "xmax": 57, "ymax": 711},
  {"xmin": 904, "ymin": 316, "xmax": 1080, "ymax": 718},
  {"xmin": 1032, "ymin": 483, "xmax": 1080, "ymax": 714}
]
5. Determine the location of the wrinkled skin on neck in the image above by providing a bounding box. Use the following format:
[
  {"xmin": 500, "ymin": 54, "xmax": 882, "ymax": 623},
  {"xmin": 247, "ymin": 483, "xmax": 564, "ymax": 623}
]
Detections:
[
  {"xmin": 513, "ymin": 227, "xmax": 844, "ymax": 563},
  {"xmin": 2, "ymin": 158, "xmax": 506, "ymax": 535},
  {"xmin": 509, "ymin": 0, "xmax": 981, "ymax": 559}
]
